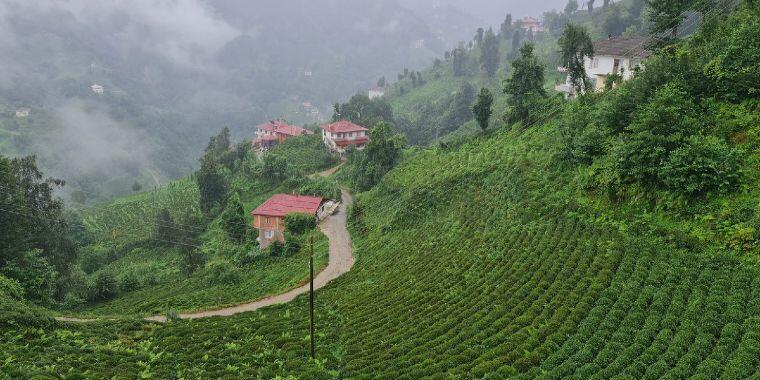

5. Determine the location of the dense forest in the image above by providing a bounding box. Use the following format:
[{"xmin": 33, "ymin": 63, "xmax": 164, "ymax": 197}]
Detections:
[{"xmin": 2, "ymin": 0, "xmax": 760, "ymax": 378}]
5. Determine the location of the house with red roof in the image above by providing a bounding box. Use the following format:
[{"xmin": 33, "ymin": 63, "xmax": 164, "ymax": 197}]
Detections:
[
  {"xmin": 252, "ymin": 120, "xmax": 313, "ymax": 151},
  {"xmin": 320, "ymin": 120, "xmax": 370, "ymax": 157},
  {"xmin": 251, "ymin": 194, "xmax": 326, "ymax": 248}
]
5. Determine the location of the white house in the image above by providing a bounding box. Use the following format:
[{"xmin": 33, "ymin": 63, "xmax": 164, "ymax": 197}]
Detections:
[
  {"xmin": 368, "ymin": 86, "xmax": 385, "ymax": 99},
  {"xmin": 14, "ymin": 108, "xmax": 30, "ymax": 118},
  {"xmin": 320, "ymin": 120, "xmax": 370, "ymax": 157},
  {"xmin": 90, "ymin": 84, "xmax": 104, "ymax": 94},
  {"xmin": 556, "ymin": 36, "xmax": 650, "ymax": 98}
]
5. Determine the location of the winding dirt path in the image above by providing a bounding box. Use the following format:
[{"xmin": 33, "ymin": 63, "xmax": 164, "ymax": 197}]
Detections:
[
  {"xmin": 146, "ymin": 189, "xmax": 353, "ymax": 322},
  {"xmin": 56, "ymin": 165, "xmax": 353, "ymax": 323}
]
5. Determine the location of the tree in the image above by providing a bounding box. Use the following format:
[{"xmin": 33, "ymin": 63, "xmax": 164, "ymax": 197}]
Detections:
[
  {"xmin": 603, "ymin": 4, "xmax": 628, "ymax": 36},
  {"xmin": 349, "ymin": 122, "xmax": 405, "ymax": 191},
  {"xmin": 503, "ymin": 44, "xmax": 547, "ymax": 126},
  {"xmin": 332, "ymin": 93, "xmax": 394, "ymax": 127},
  {"xmin": 480, "ymin": 28, "xmax": 500, "ymax": 77},
  {"xmin": 377, "ymin": 76, "xmax": 386, "ymax": 88},
  {"xmin": 196, "ymin": 155, "xmax": 228, "ymax": 215},
  {"xmin": 452, "ymin": 48, "xmax": 468, "ymax": 76},
  {"xmin": 131, "ymin": 181, "xmax": 142, "ymax": 192},
  {"xmin": 472, "ymin": 88, "xmax": 495, "ymax": 131},
  {"xmin": 443, "ymin": 83, "xmax": 476, "ymax": 133},
  {"xmin": 510, "ymin": 30, "xmax": 523, "ymax": 59},
  {"xmin": 587, "ymin": 0, "xmax": 596, "ymax": 14},
  {"xmin": 221, "ymin": 194, "xmax": 246, "ymax": 244},
  {"xmin": 646, "ymin": 0, "xmax": 691, "ymax": 38},
  {"xmin": 474, "ymin": 28, "xmax": 485, "ymax": 45},
  {"xmin": 154, "ymin": 208, "xmax": 177, "ymax": 243},
  {"xmin": 500, "ymin": 13, "xmax": 513, "ymax": 37},
  {"xmin": 205, "ymin": 127, "xmax": 231, "ymax": 159},
  {"xmin": 559, "ymin": 23, "xmax": 594, "ymax": 94},
  {"xmin": 565, "ymin": 0, "xmax": 579, "ymax": 14},
  {"xmin": 0, "ymin": 155, "xmax": 76, "ymax": 300}
]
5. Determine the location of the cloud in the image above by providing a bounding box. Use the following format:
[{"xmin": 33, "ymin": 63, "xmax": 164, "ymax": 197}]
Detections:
[
  {"xmin": 0, "ymin": 0, "xmax": 240, "ymax": 68},
  {"xmin": 43, "ymin": 100, "xmax": 156, "ymax": 178}
]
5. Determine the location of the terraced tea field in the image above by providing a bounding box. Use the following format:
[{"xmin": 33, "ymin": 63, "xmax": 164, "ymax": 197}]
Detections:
[{"xmin": 6, "ymin": 126, "xmax": 759, "ymax": 378}]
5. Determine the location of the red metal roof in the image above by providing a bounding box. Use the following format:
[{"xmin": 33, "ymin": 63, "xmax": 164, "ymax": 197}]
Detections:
[
  {"xmin": 321, "ymin": 120, "xmax": 369, "ymax": 133},
  {"xmin": 255, "ymin": 120, "xmax": 310, "ymax": 137},
  {"xmin": 251, "ymin": 194, "xmax": 324, "ymax": 217},
  {"xmin": 334, "ymin": 136, "xmax": 370, "ymax": 148}
]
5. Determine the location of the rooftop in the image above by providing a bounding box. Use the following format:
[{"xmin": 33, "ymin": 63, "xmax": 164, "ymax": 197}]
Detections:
[
  {"xmin": 255, "ymin": 120, "xmax": 311, "ymax": 137},
  {"xmin": 321, "ymin": 120, "xmax": 369, "ymax": 133},
  {"xmin": 251, "ymin": 194, "xmax": 324, "ymax": 217},
  {"xmin": 594, "ymin": 36, "xmax": 651, "ymax": 58}
]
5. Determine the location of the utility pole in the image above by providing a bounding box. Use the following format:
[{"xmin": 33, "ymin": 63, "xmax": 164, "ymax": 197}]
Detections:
[{"xmin": 309, "ymin": 234, "xmax": 315, "ymax": 359}]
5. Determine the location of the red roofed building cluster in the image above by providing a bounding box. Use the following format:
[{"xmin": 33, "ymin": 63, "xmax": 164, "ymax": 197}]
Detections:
[
  {"xmin": 251, "ymin": 194, "xmax": 326, "ymax": 248},
  {"xmin": 320, "ymin": 120, "xmax": 370, "ymax": 157},
  {"xmin": 253, "ymin": 120, "xmax": 313, "ymax": 151}
]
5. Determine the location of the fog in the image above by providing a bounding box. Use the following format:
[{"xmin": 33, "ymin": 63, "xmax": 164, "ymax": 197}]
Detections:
[{"xmin": 0, "ymin": 0, "xmax": 570, "ymax": 201}]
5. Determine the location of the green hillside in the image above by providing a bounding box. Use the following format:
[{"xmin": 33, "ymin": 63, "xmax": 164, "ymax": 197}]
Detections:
[{"xmin": 2, "ymin": 1, "xmax": 760, "ymax": 379}]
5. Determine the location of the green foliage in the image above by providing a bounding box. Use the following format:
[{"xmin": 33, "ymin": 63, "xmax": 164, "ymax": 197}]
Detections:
[
  {"xmin": 332, "ymin": 93, "xmax": 394, "ymax": 128},
  {"xmin": 196, "ymin": 154, "xmax": 228, "ymax": 215},
  {"xmin": 661, "ymin": 135, "xmax": 742, "ymax": 197},
  {"xmin": 154, "ymin": 208, "xmax": 177, "ymax": 243},
  {"xmin": 480, "ymin": 28, "xmax": 500, "ymax": 77},
  {"xmin": 559, "ymin": 23, "xmax": 594, "ymax": 93},
  {"xmin": 91, "ymin": 271, "xmax": 118, "ymax": 301},
  {"xmin": 346, "ymin": 122, "xmax": 406, "ymax": 191},
  {"xmin": 503, "ymin": 43, "xmax": 547, "ymax": 126},
  {"xmin": 298, "ymin": 177, "xmax": 341, "ymax": 201},
  {"xmin": 1, "ymin": 249, "xmax": 57, "ymax": 304},
  {"xmin": 204, "ymin": 262, "xmax": 241, "ymax": 286},
  {"xmin": 221, "ymin": 194, "xmax": 247, "ymax": 244},
  {"xmin": 180, "ymin": 247, "xmax": 206, "ymax": 278},
  {"xmin": 473, "ymin": 87, "xmax": 495, "ymax": 131},
  {"xmin": 285, "ymin": 213, "xmax": 317, "ymax": 236}
]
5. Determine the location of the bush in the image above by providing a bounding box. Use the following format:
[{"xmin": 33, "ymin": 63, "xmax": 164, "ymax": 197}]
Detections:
[
  {"xmin": 0, "ymin": 274, "xmax": 23, "ymax": 301},
  {"xmin": 284, "ymin": 233, "xmax": 303, "ymax": 256},
  {"xmin": 298, "ymin": 177, "xmax": 341, "ymax": 200},
  {"xmin": 205, "ymin": 262, "xmax": 241, "ymax": 285},
  {"xmin": 1, "ymin": 249, "xmax": 57, "ymax": 304},
  {"xmin": 661, "ymin": 135, "xmax": 742, "ymax": 197},
  {"xmin": 119, "ymin": 272, "xmax": 141, "ymax": 292},
  {"xmin": 285, "ymin": 213, "xmax": 317, "ymax": 235},
  {"xmin": 268, "ymin": 241, "xmax": 284, "ymax": 257},
  {"xmin": 62, "ymin": 292, "xmax": 86, "ymax": 310},
  {"xmin": 91, "ymin": 272, "xmax": 118, "ymax": 301},
  {"xmin": 180, "ymin": 248, "xmax": 206, "ymax": 277}
]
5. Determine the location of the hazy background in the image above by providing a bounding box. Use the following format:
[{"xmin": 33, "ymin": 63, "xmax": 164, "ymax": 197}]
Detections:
[{"xmin": 0, "ymin": 0, "xmax": 568, "ymax": 202}]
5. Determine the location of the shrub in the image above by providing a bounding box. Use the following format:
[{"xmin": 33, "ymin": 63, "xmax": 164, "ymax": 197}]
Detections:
[
  {"xmin": 268, "ymin": 241, "xmax": 284, "ymax": 257},
  {"xmin": 1, "ymin": 249, "xmax": 57, "ymax": 304},
  {"xmin": 0, "ymin": 274, "xmax": 23, "ymax": 301},
  {"xmin": 62, "ymin": 292, "xmax": 85, "ymax": 310},
  {"xmin": 180, "ymin": 248, "xmax": 206, "ymax": 277},
  {"xmin": 205, "ymin": 262, "xmax": 241, "ymax": 285},
  {"xmin": 284, "ymin": 233, "xmax": 303, "ymax": 256},
  {"xmin": 660, "ymin": 135, "xmax": 742, "ymax": 197},
  {"xmin": 119, "ymin": 272, "xmax": 141, "ymax": 292},
  {"xmin": 285, "ymin": 213, "xmax": 317, "ymax": 235},
  {"xmin": 91, "ymin": 272, "xmax": 118, "ymax": 301},
  {"xmin": 298, "ymin": 177, "xmax": 341, "ymax": 200}
]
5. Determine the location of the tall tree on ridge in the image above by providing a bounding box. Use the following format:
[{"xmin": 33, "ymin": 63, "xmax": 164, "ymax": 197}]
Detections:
[
  {"xmin": 472, "ymin": 88, "xmax": 494, "ymax": 131},
  {"xmin": 503, "ymin": 43, "xmax": 546, "ymax": 126},
  {"xmin": 559, "ymin": 23, "xmax": 594, "ymax": 94},
  {"xmin": 480, "ymin": 28, "xmax": 500, "ymax": 77}
]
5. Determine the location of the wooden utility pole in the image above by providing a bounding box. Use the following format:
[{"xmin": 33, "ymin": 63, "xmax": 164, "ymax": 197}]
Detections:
[{"xmin": 309, "ymin": 234, "xmax": 315, "ymax": 359}]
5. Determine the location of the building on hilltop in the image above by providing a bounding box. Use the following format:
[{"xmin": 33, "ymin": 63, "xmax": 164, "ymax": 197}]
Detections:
[
  {"xmin": 320, "ymin": 120, "xmax": 370, "ymax": 157},
  {"xmin": 14, "ymin": 108, "xmax": 30, "ymax": 118},
  {"xmin": 555, "ymin": 36, "xmax": 650, "ymax": 98},
  {"xmin": 251, "ymin": 194, "xmax": 327, "ymax": 249},
  {"xmin": 90, "ymin": 84, "xmax": 104, "ymax": 94},
  {"xmin": 519, "ymin": 17, "xmax": 544, "ymax": 33},
  {"xmin": 252, "ymin": 120, "xmax": 313, "ymax": 151},
  {"xmin": 368, "ymin": 86, "xmax": 385, "ymax": 99}
]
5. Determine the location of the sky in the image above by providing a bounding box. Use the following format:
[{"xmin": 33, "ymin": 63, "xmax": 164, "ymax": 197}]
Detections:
[{"xmin": 397, "ymin": 0, "xmax": 570, "ymax": 27}]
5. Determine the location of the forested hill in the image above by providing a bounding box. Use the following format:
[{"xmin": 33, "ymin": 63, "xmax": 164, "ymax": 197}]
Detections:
[
  {"xmin": 2, "ymin": 1, "xmax": 760, "ymax": 378},
  {"xmin": 0, "ymin": 0, "xmax": 477, "ymax": 202}
]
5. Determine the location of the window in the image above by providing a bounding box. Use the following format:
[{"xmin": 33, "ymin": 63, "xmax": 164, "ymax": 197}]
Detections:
[
  {"xmin": 265, "ymin": 217, "xmax": 270, "ymax": 224},
  {"xmin": 265, "ymin": 230, "xmax": 274, "ymax": 239}
]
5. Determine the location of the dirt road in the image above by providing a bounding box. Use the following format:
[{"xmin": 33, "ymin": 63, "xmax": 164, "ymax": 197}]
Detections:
[{"xmin": 143, "ymin": 189, "xmax": 354, "ymax": 322}]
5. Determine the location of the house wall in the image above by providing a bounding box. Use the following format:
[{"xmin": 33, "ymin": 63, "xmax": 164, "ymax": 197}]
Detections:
[{"xmin": 253, "ymin": 215, "xmax": 286, "ymax": 249}]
